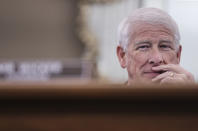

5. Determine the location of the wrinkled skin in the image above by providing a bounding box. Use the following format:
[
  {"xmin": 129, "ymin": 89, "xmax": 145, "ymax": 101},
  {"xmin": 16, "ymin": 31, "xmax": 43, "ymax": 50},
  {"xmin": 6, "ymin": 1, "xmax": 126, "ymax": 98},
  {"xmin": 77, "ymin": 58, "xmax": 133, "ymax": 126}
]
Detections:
[{"xmin": 117, "ymin": 23, "xmax": 195, "ymax": 85}]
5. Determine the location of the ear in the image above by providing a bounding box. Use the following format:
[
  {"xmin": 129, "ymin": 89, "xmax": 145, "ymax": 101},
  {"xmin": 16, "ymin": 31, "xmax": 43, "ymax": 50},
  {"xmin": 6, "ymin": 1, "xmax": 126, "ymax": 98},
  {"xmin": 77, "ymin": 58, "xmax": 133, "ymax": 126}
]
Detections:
[
  {"xmin": 117, "ymin": 45, "xmax": 127, "ymax": 68},
  {"xmin": 176, "ymin": 45, "xmax": 182, "ymax": 63}
]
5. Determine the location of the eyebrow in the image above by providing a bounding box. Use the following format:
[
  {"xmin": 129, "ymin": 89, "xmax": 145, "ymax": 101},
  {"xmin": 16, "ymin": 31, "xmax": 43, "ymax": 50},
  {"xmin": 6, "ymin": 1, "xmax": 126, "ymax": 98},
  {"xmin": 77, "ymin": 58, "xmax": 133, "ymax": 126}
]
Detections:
[
  {"xmin": 135, "ymin": 40, "xmax": 173, "ymax": 46},
  {"xmin": 159, "ymin": 40, "xmax": 172, "ymax": 44},
  {"xmin": 135, "ymin": 41, "xmax": 151, "ymax": 46}
]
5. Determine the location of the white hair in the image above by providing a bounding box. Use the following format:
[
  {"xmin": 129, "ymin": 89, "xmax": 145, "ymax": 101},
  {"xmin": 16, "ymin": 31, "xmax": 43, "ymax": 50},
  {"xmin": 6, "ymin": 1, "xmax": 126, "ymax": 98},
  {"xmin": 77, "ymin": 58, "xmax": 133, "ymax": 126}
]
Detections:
[{"xmin": 118, "ymin": 8, "xmax": 180, "ymax": 51}]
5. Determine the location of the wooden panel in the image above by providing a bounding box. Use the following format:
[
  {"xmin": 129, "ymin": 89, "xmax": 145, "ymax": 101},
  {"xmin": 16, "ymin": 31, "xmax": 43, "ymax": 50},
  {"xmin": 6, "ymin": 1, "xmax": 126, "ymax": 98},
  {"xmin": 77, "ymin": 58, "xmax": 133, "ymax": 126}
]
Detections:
[{"xmin": 0, "ymin": 83, "xmax": 198, "ymax": 130}]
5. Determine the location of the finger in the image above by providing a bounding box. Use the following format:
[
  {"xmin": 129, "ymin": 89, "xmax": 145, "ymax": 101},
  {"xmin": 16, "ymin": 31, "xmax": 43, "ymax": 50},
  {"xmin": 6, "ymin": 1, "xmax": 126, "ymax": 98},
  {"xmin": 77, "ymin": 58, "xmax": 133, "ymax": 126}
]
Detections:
[
  {"xmin": 152, "ymin": 71, "xmax": 173, "ymax": 82},
  {"xmin": 152, "ymin": 64, "xmax": 183, "ymax": 73},
  {"xmin": 152, "ymin": 64, "xmax": 195, "ymax": 83},
  {"xmin": 160, "ymin": 77, "xmax": 175, "ymax": 84},
  {"xmin": 160, "ymin": 75, "xmax": 185, "ymax": 84}
]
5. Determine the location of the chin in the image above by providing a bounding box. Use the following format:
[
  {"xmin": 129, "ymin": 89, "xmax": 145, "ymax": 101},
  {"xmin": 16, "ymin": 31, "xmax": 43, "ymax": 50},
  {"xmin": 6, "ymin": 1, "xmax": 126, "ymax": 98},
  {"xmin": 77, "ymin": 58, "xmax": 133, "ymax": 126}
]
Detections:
[
  {"xmin": 128, "ymin": 77, "xmax": 153, "ymax": 85},
  {"xmin": 143, "ymin": 72, "xmax": 160, "ymax": 79}
]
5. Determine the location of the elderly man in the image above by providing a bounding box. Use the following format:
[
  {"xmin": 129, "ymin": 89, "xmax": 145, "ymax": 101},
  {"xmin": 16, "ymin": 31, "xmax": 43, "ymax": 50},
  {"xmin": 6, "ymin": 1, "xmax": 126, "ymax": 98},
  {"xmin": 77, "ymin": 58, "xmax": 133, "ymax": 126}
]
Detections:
[{"xmin": 117, "ymin": 8, "xmax": 195, "ymax": 85}]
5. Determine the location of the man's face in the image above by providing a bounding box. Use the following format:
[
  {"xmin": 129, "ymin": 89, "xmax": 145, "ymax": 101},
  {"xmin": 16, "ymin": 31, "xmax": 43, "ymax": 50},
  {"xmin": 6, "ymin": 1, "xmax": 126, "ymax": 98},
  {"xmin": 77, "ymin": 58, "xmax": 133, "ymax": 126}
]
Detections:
[{"xmin": 118, "ymin": 23, "xmax": 181, "ymax": 84}]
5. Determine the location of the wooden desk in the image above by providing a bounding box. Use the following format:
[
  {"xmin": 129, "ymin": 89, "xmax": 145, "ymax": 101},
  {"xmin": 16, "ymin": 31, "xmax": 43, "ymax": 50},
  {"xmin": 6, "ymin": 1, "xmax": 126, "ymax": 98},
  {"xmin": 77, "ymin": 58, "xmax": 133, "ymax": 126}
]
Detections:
[{"xmin": 0, "ymin": 83, "xmax": 198, "ymax": 131}]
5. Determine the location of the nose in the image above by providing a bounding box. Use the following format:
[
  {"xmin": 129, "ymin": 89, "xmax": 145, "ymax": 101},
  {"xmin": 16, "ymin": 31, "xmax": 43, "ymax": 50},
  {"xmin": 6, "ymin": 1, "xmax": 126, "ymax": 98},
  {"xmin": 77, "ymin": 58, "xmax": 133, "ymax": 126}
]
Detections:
[{"xmin": 148, "ymin": 49, "xmax": 163, "ymax": 65}]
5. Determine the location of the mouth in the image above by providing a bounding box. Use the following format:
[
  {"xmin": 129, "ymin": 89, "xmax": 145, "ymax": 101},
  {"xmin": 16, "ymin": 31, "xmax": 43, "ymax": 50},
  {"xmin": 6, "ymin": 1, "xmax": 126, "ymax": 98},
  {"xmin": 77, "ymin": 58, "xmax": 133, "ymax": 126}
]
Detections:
[
  {"xmin": 144, "ymin": 70, "xmax": 165, "ymax": 78},
  {"xmin": 157, "ymin": 70, "xmax": 166, "ymax": 74}
]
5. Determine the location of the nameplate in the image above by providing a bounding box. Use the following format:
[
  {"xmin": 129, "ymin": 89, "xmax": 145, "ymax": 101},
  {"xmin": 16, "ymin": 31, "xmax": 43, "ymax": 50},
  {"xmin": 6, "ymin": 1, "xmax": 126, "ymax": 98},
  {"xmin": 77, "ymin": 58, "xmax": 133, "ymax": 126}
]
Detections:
[{"xmin": 0, "ymin": 60, "xmax": 93, "ymax": 81}]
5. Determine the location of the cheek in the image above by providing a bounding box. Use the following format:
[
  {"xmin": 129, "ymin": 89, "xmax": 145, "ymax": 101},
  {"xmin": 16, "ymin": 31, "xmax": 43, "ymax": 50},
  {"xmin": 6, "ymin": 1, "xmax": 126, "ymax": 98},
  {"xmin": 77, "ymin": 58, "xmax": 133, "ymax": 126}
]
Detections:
[
  {"xmin": 127, "ymin": 52, "xmax": 148, "ymax": 70},
  {"xmin": 162, "ymin": 51, "xmax": 179, "ymax": 64}
]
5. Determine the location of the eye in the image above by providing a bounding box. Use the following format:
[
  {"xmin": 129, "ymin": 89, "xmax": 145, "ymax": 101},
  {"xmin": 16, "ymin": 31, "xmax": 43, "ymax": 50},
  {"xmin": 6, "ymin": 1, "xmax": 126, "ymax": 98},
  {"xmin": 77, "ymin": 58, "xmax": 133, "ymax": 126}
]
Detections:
[
  {"xmin": 159, "ymin": 44, "xmax": 171, "ymax": 50},
  {"xmin": 137, "ymin": 45, "xmax": 150, "ymax": 50}
]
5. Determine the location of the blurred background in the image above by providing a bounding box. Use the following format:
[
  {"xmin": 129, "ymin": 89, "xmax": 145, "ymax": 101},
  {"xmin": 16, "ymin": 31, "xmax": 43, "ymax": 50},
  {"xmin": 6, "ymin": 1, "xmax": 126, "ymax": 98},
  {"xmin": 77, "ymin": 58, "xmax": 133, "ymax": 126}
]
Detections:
[{"xmin": 0, "ymin": 0, "xmax": 197, "ymax": 83}]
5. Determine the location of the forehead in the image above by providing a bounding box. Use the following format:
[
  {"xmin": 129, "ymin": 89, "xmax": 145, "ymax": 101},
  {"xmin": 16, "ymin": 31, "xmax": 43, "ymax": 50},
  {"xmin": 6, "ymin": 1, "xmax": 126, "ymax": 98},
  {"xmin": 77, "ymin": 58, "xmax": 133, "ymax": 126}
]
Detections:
[{"xmin": 130, "ymin": 22, "xmax": 174, "ymax": 42}]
